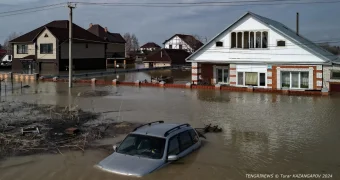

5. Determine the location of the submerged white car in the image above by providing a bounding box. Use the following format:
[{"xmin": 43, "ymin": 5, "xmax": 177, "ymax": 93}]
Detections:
[{"xmin": 96, "ymin": 121, "xmax": 202, "ymax": 177}]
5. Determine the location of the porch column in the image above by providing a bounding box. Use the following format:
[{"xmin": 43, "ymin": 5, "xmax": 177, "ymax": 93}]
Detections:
[{"xmin": 192, "ymin": 62, "xmax": 200, "ymax": 84}]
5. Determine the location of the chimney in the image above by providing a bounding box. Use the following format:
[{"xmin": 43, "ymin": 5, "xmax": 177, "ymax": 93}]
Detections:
[
  {"xmin": 104, "ymin": 27, "xmax": 108, "ymax": 32},
  {"xmin": 89, "ymin": 23, "xmax": 93, "ymax": 28},
  {"xmin": 296, "ymin": 12, "xmax": 299, "ymax": 35}
]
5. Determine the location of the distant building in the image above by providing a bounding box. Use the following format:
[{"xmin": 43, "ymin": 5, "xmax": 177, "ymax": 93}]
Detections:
[
  {"xmin": 140, "ymin": 42, "xmax": 161, "ymax": 52},
  {"xmin": 10, "ymin": 20, "xmax": 107, "ymax": 75},
  {"xmin": 163, "ymin": 34, "xmax": 203, "ymax": 53},
  {"xmin": 0, "ymin": 49, "xmax": 7, "ymax": 60},
  {"xmin": 87, "ymin": 23, "xmax": 126, "ymax": 61},
  {"xmin": 143, "ymin": 49, "xmax": 190, "ymax": 68}
]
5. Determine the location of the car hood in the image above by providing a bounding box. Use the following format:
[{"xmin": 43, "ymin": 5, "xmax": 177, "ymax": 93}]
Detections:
[{"xmin": 96, "ymin": 153, "xmax": 164, "ymax": 177}]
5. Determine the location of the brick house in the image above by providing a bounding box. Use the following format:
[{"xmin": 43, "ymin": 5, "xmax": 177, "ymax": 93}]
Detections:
[
  {"xmin": 10, "ymin": 20, "xmax": 107, "ymax": 75},
  {"xmin": 186, "ymin": 12, "xmax": 339, "ymax": 91}
]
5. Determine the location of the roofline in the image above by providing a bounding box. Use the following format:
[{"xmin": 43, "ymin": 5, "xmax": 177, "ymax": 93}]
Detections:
[
  {"xmin": 186, "ymin": 12, "xmax": 336, "ymax": 62},
  {"xmin": 186, "ymin": 60, "xmax": 332, "ymax": 65}
]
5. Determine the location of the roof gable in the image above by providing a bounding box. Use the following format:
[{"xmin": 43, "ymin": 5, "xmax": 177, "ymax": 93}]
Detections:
[
  {"xmin": 141, "ymin": 42, "xmax": 161, "ymax": 48},
  {"xmin": 10, "ymin": 20, "xmax": 106, "ymax": 44},
  {"xmin": 187, "ymin": 12, "xmax": 337, "ymax": 62},
  {"xmin": 88, "ymin": 24, "xmax": 126, "ymax": 43},
  {"xmin": 164, "ymin": 34, "xmax": 203, "ymax": 50}
]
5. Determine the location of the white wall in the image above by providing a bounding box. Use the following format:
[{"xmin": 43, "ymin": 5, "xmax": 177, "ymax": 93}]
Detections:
[
  {"xmin": 13, "ymin": 43, "xmax": 35, "ymax": 59},
  {"xmin": 189, "ymin": 15, "xmax": 325, "ymax": 64},
  {"xmin": 37, "ymin": 29, "xmax": 57, "ymax": 59},
  {"xmin": 164, "ymin": 36, "xmax": 193, "ymax": 52},
  {"xmin": 61, "ymin": 43, "xmax": 105, "ymax": 59}
]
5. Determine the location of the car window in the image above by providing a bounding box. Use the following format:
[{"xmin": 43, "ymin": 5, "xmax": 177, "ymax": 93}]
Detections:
[
  {"xmin": 178, "ymin": 131, "xmax": 193, "ymax": 152},
  {"xmin": 189, "ymin": 129, "xmax": 199, "ymax": 144},
  {"xmin": 117, "ymin": 134, "xmax": 166, "ymax": 159},
  {"xmin": 168, "ymin": 136, "xmax": 180, "ymax": 155}
]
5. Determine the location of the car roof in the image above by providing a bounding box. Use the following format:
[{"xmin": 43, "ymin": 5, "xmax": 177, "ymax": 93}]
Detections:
[{"xmin": 132, "ymin": 123, "xmax": 192, "ymax": 138}]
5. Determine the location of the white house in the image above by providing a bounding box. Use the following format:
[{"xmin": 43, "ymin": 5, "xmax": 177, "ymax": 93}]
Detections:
[
  {"xmin": 186, "ymin": 12, "xmax": 340, "ymax": 91},
  {"xmin": 163, "ymin": 34, "xmax": 203, "ymax": 53}
]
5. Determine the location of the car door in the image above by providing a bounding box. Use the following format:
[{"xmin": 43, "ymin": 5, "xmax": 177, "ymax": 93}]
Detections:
[{"xmin": 177, "ymin": 130, "xmax": 195, "ymax": 158}]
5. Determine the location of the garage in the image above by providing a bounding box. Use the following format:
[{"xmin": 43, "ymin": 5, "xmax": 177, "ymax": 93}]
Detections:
[
  {"xmin": 330, "ymin": 83, "xmax": 340, "ymax": 92},
  {"xmin": 39, "ymin": 62, "xmax": 57, "ymax": 75}
]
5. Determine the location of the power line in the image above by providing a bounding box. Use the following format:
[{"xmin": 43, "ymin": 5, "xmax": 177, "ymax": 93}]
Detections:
[
  {"xmin": 0, "ymin": 3, "xmax": 66, "ymax": 15},
  {"xmin": 72, "ymin": 0, "xmax": 340, "ymax": 7},
  {"xmin": 0, "ymin": 6, "xmax": 64, "ymax": 18}
]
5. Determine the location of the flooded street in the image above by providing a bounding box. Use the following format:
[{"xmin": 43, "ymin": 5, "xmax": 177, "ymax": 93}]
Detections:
[{"xmin": 1, "ymin": 82, "xmax": 340, "ymax": 179}]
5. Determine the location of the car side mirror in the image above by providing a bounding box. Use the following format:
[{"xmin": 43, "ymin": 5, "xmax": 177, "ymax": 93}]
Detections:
[
  {"xmin": 167, "ymin": 155, "xmax": 179, "ymax": 161},
  {"xmin": 113, "ymin": 144, "xmax": 119, "ymax": 151}
]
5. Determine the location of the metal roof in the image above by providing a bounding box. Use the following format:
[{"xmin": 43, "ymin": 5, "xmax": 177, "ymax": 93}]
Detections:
[{"xmin": 186, "ymin": 12, "xmax": 338, "ymax": 63}]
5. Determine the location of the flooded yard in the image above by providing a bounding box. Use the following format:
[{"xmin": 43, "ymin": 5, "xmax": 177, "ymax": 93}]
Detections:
[{"xmin": 1, "ymin": 82, "xmax": 340, "ymax": 179}]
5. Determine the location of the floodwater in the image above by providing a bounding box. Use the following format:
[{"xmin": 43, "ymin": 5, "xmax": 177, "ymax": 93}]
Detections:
[{"xmin": 1, "ymin": 82, "xmax": 340, "ymax": 180}]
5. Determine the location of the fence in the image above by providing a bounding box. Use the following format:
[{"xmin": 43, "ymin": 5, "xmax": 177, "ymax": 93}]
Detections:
[{"xmin": 41, "ymin": 65, "xmax": 190, "ymax": 79}]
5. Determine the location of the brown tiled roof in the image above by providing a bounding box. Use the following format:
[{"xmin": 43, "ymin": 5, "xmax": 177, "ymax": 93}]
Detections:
[
  {"xmin": 88, "ymin": 24, "xmax": 125, "ymax": 43},
  {"xmin": 140, "ymin": 42, "xmax": 161, "ymax": 48},
  {"xmin": 10, "ymin": 20, "xmax": 106, "ymax": 43},
  {"xmin": 163, "ymin": 34, "xmax": 203, "ymax": 50},
  {"xmin": 143, "ymin": 49, "xmax": 190, "ymax": 65}
]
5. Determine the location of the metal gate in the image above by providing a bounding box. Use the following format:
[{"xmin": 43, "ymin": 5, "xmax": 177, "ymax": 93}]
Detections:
[
  {"xmin": 40, "ymin": 62, "xmax": 56, "ymax": 75},
  {"xmin": 330, "ymin": 83, "xmax": 340, "ymax": 92}
]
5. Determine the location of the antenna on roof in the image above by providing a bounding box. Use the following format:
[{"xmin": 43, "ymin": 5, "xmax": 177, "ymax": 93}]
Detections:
[{"xmin": 296, "ymin": 12, "xmax": 299, "ymax": 36}]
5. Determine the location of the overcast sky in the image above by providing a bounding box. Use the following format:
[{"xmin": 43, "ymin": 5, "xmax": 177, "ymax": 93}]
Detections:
[{"xmin": 0, "ymin": 0, "xmax": 339, "ymax": 46}]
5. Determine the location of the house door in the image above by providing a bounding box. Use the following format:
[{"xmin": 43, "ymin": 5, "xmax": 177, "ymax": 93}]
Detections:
[{"xmin": 216, "ymin": 67, "xmax": 229, "ymax": 84}]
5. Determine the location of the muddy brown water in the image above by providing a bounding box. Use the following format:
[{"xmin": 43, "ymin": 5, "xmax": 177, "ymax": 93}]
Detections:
[{"xmin": 1, "ymin": 82, "xmax": 340, "ymax": 180}]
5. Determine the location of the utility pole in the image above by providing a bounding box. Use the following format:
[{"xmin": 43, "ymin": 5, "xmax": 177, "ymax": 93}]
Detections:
[{"xmin": 68, "ymin": 3, "xmax": 76, "ymax": 88}]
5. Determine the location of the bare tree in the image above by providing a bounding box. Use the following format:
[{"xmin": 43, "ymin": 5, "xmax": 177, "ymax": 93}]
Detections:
[
  {"xmin": 131, "ymin": 34, "xmax": 139, "ymax": 51},
  {"xmin": 3, "ymin": 32, "xmax": 21, "ymax": 54},
  {"xmin": 123, "ymin": 33, "xmax": 139, "ymax": 58},
  {"xmin": 319, "ymin": 43, "xmax": 340, "ymax": 55}
]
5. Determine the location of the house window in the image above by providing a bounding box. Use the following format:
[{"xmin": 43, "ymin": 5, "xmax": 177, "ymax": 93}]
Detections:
[
  {"xmin": 216, "ymin": 67, "xmax": 229, "ymax": 84},
  {"xmin": 250, "ymin": 32, "xmax": 255, "ymax": 48},
  {"xmin": 243, "ymin": 31, "xmax": 249, "ymax": 49},
  {"xmin": 231, "ymin": 32, "xmax": 236, "ymax": 48},
  {"xmin": 281, "ymin": 71, "xmax": 309, "ymax": 89},
  {"xmin": 331, "ymin": 71, "xmax": 340, "ymax": 79},
  {"xmin": 277, "ymin": 40, "xmax": 286, "ymax": 47},
  {"xmin": 179, "ymin": 45, "xmax": 183, "ymax": 49},
  {"xmin": 237, "ymin": 72, "xmax": 266, "ymax": 87},
  {"xmin": 40, "ymin": 43, "xmax": 53, "ymax": 54},
  {"xmin": 237, "ymin": 32, "xmax": 242, "ymax": 48},
  {"xmin": 169, "ymin": 45, "xmax": 172, "ymax": 49},
  {"xmin": 216, "ymin": 41, "xmax": 223, "ymax": 47},
  {"xmin": 21, "ymin": 61, "xmax": 36, "ymax": 74},
  {"xmin": 262, "ymin": 32, "xmax": 268, "ymax": 48},
  {"xmin": 255, "ymin": 32, "xmax": 261, "ymax": 48},
  {"xmin": 237, "ymin": 72, "xmax": 244, "ymax": 85},
  {"xmin": 245, "ymin": 72, "xmax": 258, "ymax": 86},
  {"xmin": 17, "ymin": 44, "xmax": 28, "ymax": 54},
  {"xmin": 259, "ymin": 73, "xmax": 266, "ymax": 86}
]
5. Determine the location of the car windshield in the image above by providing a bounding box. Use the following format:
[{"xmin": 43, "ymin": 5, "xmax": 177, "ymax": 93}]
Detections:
[{"xmin": 116, "ymin": 134, "xmax": 166, "ymax": 159}]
